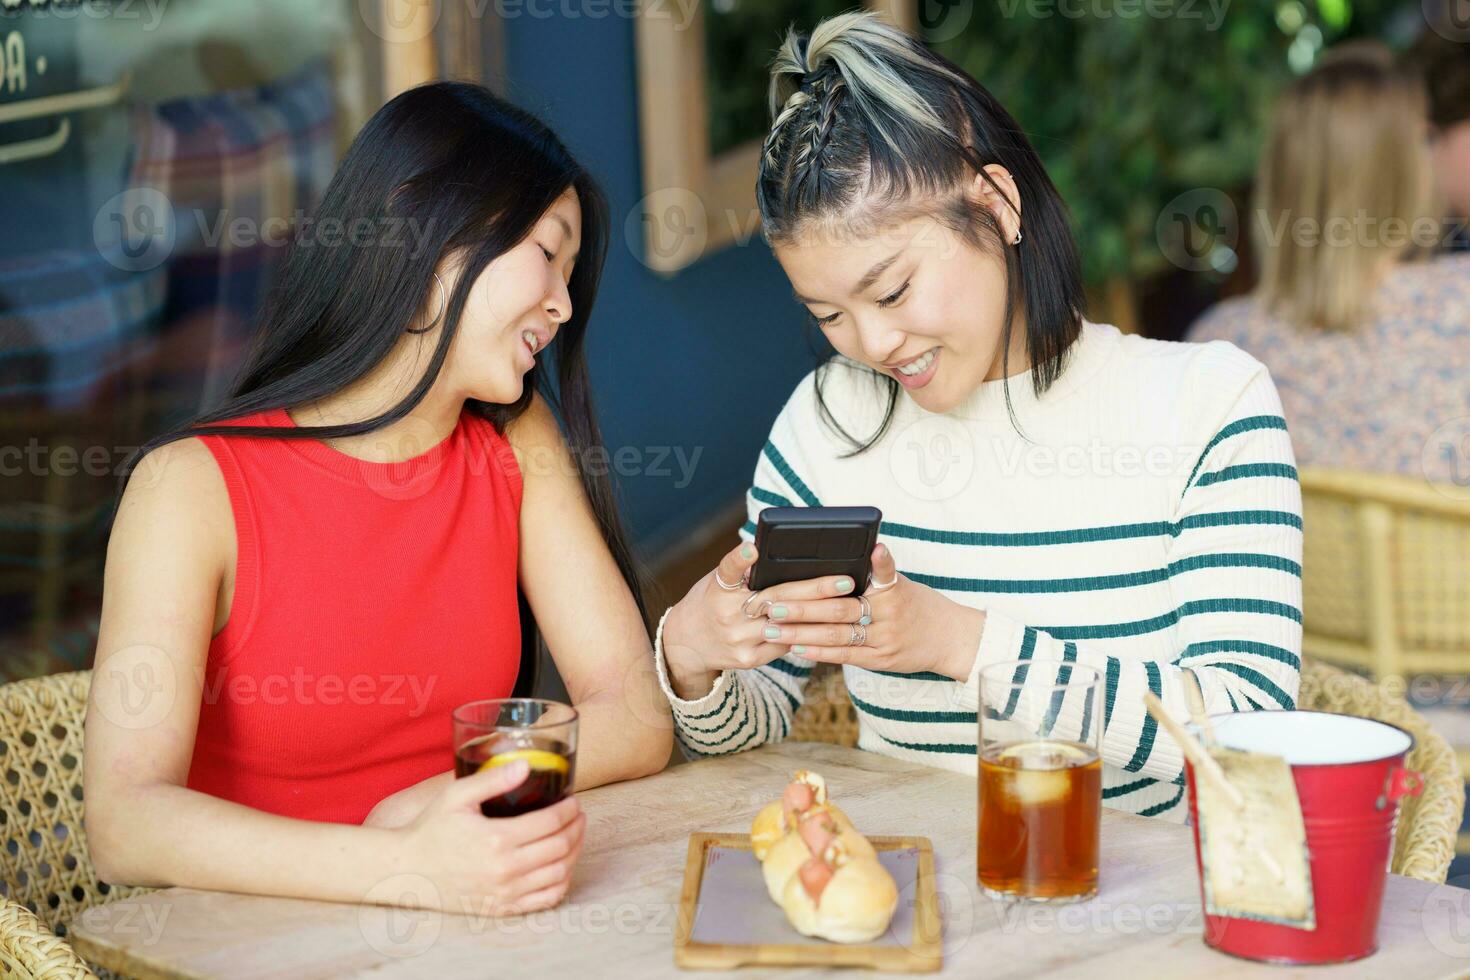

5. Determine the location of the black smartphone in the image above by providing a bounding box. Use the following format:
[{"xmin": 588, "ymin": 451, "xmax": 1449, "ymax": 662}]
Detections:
[{"xmin": 746, "ymin": 506, "xmax": 882, "ymax": 596}]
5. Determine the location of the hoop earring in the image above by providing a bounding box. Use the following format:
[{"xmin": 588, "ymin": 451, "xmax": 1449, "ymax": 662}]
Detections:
[
  {"xmin": 1012, "ymin": 228, "xmax": 1023, "ymax": 246},
  {"xmin": 406, "ymin": 272, "xmax": 446, "ymax": 334}
]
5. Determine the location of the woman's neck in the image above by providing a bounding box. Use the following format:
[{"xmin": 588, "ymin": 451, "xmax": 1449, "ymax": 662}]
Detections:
[
  {"xmin": 288, "ymin": 348, "xmax": 463, "ymax": 463},
  {"xmin": 981, "ymin": 312, "xmax": 1032, "ymax": 383}
]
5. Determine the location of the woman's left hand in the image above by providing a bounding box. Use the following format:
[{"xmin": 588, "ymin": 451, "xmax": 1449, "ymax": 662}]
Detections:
[{"xmin": 754, "ymin": 543, "xmax": 985, "ymax": 681}]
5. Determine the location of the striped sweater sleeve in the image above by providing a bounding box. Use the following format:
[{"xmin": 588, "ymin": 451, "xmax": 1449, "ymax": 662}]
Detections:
[
  {"xmin": 954, "ymin": 367, "xmax": 1303, "ymax": 797},
  {"xmin": 653, "ymin": 401, "xmax": 821, "ymax": 760}
]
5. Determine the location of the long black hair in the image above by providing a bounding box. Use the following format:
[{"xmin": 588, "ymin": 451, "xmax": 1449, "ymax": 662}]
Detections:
[
  {"xmin": 757, "ymin": 12, "xmax": 1085, "ymax": 452},
  {"xmin": 115, "ymin": 81, "xmax": 646, "ymax": 621}
]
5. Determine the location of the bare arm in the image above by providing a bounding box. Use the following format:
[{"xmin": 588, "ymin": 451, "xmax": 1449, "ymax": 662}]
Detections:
[
  {"xmin": 508, "ymin": 395, "xmax": 673, "ymax": 790},
  {"xmin": 84, "ymin": 437, "xmax": 584, "ymax": 913}
]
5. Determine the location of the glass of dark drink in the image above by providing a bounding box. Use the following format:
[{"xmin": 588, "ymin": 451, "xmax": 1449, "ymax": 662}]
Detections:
[
  {"xmin": 452, "ymin": 698, "xmax": 578, "ymax": 818},
  {"xmin": 978, "ymin": 661, "xmax": 1102, "ymax": 903}
]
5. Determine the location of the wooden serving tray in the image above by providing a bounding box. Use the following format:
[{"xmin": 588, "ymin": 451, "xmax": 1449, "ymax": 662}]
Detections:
[{"xmin": 673, "ymin": 832, "xmax": 942, "ymax": 972}]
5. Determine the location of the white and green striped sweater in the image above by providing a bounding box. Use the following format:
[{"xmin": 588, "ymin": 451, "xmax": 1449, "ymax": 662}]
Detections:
[{"xmin": 654, "ymin": 321, "xmax": 1303, "ymax": 821}]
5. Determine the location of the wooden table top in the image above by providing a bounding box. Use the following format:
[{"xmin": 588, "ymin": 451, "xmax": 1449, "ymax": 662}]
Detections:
[{"xmin": 72, "ymin": 743, "xmax": 1468, "ymax": 978}]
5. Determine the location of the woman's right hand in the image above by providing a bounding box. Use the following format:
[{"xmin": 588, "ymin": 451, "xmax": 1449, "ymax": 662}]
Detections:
[
  {"xmin": 661, "ymin": 543, "xmax": 777, "ymax": 700},
  {"xmin": 392, "ymin": 760, "xmax": 586, "ymax": 916},
  {"xmin": 663, "ymin": 541, "xmax": 853, "ymax": 700}
]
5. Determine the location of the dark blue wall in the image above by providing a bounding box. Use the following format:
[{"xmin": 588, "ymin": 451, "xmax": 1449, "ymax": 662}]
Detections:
[{"xmin": 499, "ymin": 16, "xmax": 819, "ymax": 555}]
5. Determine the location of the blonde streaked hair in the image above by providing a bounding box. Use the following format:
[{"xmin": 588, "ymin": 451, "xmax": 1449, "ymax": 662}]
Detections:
[
  {"xmin": 1253, "ymin": 42, "xmax": 1433, "ymax": 332},
  {"xmin": 756, "ymin": 12, "xmax": 1085, "ymax": 451}
]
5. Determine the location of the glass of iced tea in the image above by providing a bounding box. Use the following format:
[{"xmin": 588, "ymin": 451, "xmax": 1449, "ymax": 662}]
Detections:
[
  {"xmin": 978, "ymin": 661, "xmax": 1102, "ymax": 903},
  {"xmin": 452, "ymin": 698, "xmax": 578, "ymax": 818}
]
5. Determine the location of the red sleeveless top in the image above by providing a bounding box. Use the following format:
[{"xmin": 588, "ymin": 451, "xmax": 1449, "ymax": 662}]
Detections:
[{"xmin": 185, "ymin": 405, "xmax": 523, "ymax": 824}]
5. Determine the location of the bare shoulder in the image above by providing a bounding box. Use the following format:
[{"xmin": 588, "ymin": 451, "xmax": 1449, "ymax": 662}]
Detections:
[
  {"xmin": 109, "ymin": 436, "xmax": 232, "ymax": 577},
  {"xmin": 503, "ymin": 392, "xmax": 570, "ymax": 467}
]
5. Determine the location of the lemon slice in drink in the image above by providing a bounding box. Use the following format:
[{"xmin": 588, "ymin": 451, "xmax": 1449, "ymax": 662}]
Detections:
[
  {"xmin": 997, "ymin": 741, "xmax": 1092, "ymax": 769},
  {"xmin": 995, "ymin": 741, "xmax": 1092, "ymax": 807},
  {"xmin": 478, "ymin": 749, "xmax": 568, "ymax": 775}
]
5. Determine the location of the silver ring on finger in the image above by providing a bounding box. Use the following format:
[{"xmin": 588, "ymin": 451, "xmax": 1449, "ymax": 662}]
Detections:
[
  {"xmin": 848, "ymin": 621, "xmax": 867, "ymax": 646},
  {"xmin": 868, "ymin": 573, "xmax": 899, "ymax": 593},
  {"xmin": 856, "ymin": 594, "xmax": 873, "ymax": 627},
  {"xmin": 742, "ymin": 591, "xmax": 772, "ymax": 620},
  {"xmin": 713, "ymin": 568, "xmax": 746, "ymax": 591}
]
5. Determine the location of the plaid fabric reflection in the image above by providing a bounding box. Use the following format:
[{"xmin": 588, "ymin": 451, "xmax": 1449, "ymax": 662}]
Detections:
[
  {"xmin": 0, "ymin": 250, "xmax": 164, "ymax": 673},
  {"xmin": 123, "ymin": 57, "xmax": 337, "ymax": 432},
  {"xmin": 0, "ymin": 59, "xmax": 336, "ymax": 676}
]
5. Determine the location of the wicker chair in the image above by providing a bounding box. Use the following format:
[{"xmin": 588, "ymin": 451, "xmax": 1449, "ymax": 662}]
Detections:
[
  {"xmin": 790, "ymin": 660, "xmax": 1461, "ymax": 883},
  {"xmin": 789, "ymin": 663, "xmax": 860, "ymax": 748},
  {"xmin": 1299, "ymin": 659, "xmax": 1464, "ymax": 883},
  {"xmin": 1299, "ymin": 467, "xmax": 1470, "ymax": 680},
  {"xmin": 0, "ymin": 670, "xmax": 149, "ymax": 979}
]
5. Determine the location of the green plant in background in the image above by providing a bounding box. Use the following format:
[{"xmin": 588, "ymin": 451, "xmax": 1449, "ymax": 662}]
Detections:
[
  {"xmin": 705, "ymin": 0, "xmax": 858, "ymax": 157},
  {"xmin": 702, "ymin": 0, "xmax": 1414, "ymax": 287},
  {"xmin": 930, "ymin": 0, "xmax": 1410, "ymax": 285}
]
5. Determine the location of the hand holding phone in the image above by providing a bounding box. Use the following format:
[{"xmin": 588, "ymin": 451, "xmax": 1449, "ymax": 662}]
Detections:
[{"xmin": 746, "ymin": 506, "xmax": 882, "ymax": 596}]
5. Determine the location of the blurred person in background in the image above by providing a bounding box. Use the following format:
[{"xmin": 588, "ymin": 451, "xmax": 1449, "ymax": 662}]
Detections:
[
  {"xmin": 1407, "ymin": 29, "xmax": 1470, "ymax": 250},
  {"xmin": 1189, "ymin": 42, "xmax": 1470, "ymax": 483}
]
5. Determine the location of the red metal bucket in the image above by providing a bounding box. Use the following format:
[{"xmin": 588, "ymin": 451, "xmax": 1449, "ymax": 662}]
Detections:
[{"xmin": 1184, "ymin": 710, "xmax": 1423, "ymax": 965}]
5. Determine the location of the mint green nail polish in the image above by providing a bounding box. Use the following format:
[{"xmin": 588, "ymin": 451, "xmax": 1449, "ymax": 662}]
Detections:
[
  {"xmin": 834, "ymin": 577, "xmax": 853, "ymax": 593},
  {"xmin": 771, "ymin": 604, "xmax": 789, "ymax": 619},
  {"xmin": 764, "ymin": 626, "xmax": 781, "ymax": 639},
  {"xmin": 793, "ymin": 645, "xmax": 807, "ymax": 654},
  {"xmin": 741, "ymin": 545, "xmax": 753, "ymax": 559}
]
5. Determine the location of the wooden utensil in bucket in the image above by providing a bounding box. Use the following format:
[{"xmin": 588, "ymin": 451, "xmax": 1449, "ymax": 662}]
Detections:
[{"xmin": 1142, "ymin": 689, "xmax": 1314, "ymax": 930}]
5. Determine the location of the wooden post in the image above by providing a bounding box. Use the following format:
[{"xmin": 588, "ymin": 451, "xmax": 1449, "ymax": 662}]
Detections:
[{"xmin": 379, "ymin": 0, "xmax": 440, "ymax": 99}]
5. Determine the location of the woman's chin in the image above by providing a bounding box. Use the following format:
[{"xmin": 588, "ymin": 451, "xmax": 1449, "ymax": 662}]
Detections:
[
  {"xmin": 472, "ymin": 374, "xmax": 525, "ymax": 406},
  {"xmin": 904, "ymin": 382, "xmax": 962, "ymax": 415}
]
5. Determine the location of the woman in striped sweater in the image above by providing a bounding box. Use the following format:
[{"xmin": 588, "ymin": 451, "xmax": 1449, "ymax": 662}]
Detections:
[{"xmin": 654, "ymin": 13, "xmax": 1303, "ymax": 821}]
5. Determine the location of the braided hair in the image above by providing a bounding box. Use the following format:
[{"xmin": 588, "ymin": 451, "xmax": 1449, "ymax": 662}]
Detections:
[{"xmin": 756, "ymin": 12, "xmax": 1085, "ymax": 451}]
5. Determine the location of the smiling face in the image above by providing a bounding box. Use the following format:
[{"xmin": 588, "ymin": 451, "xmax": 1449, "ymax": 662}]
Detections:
[
  {"xmin": 435, "ymin": 188, "xmax": 581, "ymax": 405},
  {"xmin": 773, "ymin": 169, "xmax": 1026, "ymax": 415}
]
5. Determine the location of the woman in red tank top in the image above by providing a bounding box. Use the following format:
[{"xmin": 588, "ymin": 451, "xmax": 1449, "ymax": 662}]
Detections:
[{"xmin": 84, "ymin": 83, "xmax": 672, "ymax": 917}]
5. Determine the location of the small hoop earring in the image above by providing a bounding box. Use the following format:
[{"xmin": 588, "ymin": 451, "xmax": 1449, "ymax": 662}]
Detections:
[
  {"xmin": 406, "ymin": 272, "xmax": 446, "ymax": 334},
  {"xmin": 1012, "ymin": 228, "xmax": 1023, "ymax": 246}
]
